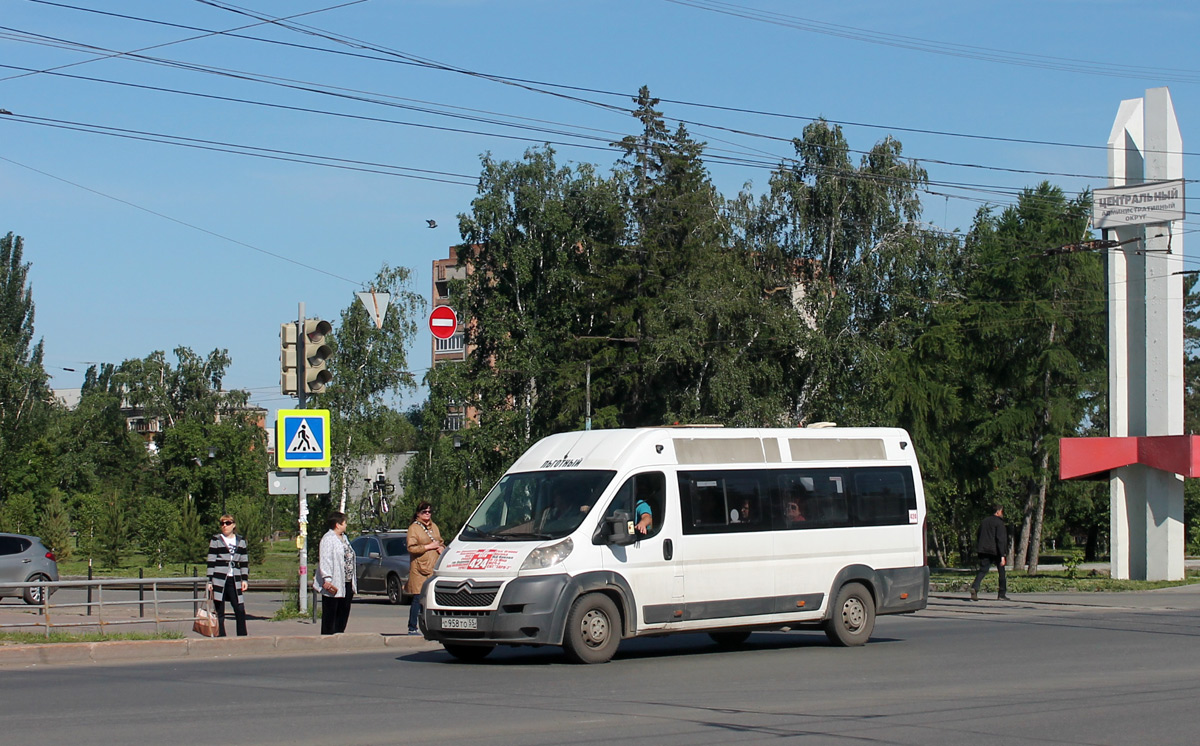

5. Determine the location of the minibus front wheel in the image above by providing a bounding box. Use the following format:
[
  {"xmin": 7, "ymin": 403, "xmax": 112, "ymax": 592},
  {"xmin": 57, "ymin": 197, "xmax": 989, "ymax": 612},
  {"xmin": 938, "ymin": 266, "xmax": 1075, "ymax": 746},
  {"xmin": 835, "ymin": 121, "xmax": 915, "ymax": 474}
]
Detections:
[
  {"xmin": 563, "ymin": 593, "xmax": 621, "ymax": 664},
  {"xmin": 823, "ymin": 582, "xmax": 875, "ymax": 647}
]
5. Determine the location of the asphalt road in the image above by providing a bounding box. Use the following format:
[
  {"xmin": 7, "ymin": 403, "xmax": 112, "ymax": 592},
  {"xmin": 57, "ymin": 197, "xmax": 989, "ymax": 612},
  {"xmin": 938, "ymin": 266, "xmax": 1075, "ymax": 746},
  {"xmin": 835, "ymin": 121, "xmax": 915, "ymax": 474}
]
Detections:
[{"xmin": 3, "ymin": 590, "xmax": 1199, "ymax": 745}]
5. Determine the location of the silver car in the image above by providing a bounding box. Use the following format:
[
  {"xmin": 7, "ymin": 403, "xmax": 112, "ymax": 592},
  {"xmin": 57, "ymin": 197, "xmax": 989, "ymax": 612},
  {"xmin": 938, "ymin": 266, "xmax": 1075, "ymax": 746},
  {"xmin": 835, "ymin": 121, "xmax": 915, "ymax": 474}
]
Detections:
[{"xmin": 0, "ymin": 533, "xmax": 59, "ymax": 604}]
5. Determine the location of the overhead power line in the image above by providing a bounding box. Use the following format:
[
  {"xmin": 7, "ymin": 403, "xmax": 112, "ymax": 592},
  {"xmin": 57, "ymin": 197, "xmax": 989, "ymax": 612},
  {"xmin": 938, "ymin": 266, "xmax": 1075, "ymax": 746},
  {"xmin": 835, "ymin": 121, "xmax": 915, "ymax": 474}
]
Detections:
[
  {"xmin": 0, "ymin": 153, "xmax": 365, "ymax": 286},
  {"xmin": 18, "ymin": 0, "xmax": 1200, "ymax": 160},
  {"xmin": 7, "ymin": 2, "xmax": 1191, "ymax": 236},
  {"xmin": 1, "ymin": 112, "xmax": 479, "ymax": 185},
  {"xmin": 664, "ymin": 0, "xmax": 1200, "ymax": 84},
  {"xmin": 1, "ymin": 0, "xmax": 368, "ymax": 83}
]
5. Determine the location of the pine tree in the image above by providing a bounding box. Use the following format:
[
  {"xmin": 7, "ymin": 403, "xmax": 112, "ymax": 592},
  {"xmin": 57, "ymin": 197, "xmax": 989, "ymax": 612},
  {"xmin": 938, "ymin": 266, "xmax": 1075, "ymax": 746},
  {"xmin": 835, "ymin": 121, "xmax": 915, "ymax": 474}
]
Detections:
[
  {"xmin": 38, "ymin": 489, "xmax": 71, "ymax": 560},
  {"xmin": 171, "ymin": 496, "xmax": 207, "ymax": 565},
  {"xmin": 137, "ymin": 496, "xmax": 178, "ymax": 569},
  {"xmin": 98, "ymin": 493, "xmax": 127, "ymax": 569},
  {"xmin": 958, "ymin": 183, "xmax": 1103, "ymax": 570}
]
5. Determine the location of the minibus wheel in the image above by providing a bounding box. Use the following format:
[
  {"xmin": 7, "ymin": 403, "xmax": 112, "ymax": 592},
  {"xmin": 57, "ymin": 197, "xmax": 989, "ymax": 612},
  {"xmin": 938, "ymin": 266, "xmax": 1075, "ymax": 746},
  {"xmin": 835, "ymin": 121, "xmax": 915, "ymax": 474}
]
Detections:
[
  {"xmin": 443, "ymin": 643, "xmax": 495, "ymax": 662},
  {"xmin": 823, "ymin": 582, "xmax": 875, "ymax": 647},
  {"xmin": 563, "ymin": 593, "xmax": 620, "ymax": 664}
]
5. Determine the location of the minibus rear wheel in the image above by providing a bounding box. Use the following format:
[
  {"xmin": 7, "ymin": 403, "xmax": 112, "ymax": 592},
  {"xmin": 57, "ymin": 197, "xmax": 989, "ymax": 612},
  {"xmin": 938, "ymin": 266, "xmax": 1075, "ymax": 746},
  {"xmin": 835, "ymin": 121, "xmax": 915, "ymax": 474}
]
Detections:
[
  {"xmin": 443, "ymin": 643, "xmax": 495, "ymax": 662},
  {"xmin": 823, "ymin": 582, "xmax": 875, "ymax": 647},
  {"xmin": 563, "ymin": 593, "xmax": 621, "ymax": 664}
]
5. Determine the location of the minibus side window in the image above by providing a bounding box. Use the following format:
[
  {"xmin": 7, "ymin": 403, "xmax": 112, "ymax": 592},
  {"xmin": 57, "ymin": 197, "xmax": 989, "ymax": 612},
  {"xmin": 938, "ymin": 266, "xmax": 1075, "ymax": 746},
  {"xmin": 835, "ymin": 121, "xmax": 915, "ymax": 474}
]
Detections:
[
  {"xmin": 774, "ymin": 473, "xmax": 815, "ymax": 529},
  {"xmin": 679, "ymin": 474, "xmax": 726, "ymax": 532},
  {"xmin": 679, "ymin": 470, "xmax": 768, "ymax": 534},
  {"xmin": 772, "ymin": 470, "xmax": 849, "ymax": 529},
  {"xmin": 849, "ymin": 468, "xmax": 915, "ymax": 526},
  {"xmin": 600, "ymin": 472, "xmax": 666, "ymax": 541}
]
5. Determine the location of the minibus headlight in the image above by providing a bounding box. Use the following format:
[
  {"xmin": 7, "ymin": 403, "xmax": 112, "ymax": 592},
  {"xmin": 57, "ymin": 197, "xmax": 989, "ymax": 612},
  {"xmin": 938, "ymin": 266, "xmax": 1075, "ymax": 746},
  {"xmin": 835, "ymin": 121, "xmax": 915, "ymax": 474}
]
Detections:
[{"xmin": 520, "ymin": 538, "xmax": 573, "ymax": 571}]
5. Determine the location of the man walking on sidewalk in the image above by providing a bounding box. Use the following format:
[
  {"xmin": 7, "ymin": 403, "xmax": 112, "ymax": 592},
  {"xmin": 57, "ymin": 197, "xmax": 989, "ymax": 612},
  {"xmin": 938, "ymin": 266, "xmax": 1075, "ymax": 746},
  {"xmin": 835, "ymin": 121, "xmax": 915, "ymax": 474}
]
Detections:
[{"xmin": 971, "ymin": 504, "xmax": 1009, "ymax": 601}]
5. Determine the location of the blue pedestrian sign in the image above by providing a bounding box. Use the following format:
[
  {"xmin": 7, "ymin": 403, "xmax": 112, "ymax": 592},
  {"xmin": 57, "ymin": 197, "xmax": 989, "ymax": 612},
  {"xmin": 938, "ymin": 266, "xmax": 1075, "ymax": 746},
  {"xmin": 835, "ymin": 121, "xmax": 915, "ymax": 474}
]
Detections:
[{"xmin": 277, "ymin": 409, "xmax": 331, "ymax": 468}]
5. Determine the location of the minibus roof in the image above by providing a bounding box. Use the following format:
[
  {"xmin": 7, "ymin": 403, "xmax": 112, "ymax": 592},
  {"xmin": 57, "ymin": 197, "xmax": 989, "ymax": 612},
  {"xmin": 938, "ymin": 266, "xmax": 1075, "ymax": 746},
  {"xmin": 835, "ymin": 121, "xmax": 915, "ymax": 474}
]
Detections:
[{"xmin": 507, "ymin": 427, "xmax": 916, "ymax": 473}]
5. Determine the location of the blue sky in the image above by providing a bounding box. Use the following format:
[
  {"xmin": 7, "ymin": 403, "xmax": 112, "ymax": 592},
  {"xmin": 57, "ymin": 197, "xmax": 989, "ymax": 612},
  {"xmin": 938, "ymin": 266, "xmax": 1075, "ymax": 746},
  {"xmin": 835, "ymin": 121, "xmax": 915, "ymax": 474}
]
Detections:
[{"xmin": 2, "ymin": 0, "xmax": 1196, "ymax": 420}]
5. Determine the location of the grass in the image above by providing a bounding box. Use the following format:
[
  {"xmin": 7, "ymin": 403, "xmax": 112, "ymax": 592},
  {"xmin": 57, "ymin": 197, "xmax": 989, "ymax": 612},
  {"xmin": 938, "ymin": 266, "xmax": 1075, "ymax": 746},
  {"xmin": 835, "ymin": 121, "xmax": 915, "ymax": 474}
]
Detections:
[
  {"xmin": 0, "ymin": 630, "xmax": 184, "ymax": 644},
  {"xmin": 56, "ymin": 539, "xmax": 299, "ymax": 581},
  {"xmin": 931, "ymin": 567, "xmax": 1200, "ymax": 593},
  {"xmin": 271, "ymin": 586, "xmax": 317, "ymax": 621}
]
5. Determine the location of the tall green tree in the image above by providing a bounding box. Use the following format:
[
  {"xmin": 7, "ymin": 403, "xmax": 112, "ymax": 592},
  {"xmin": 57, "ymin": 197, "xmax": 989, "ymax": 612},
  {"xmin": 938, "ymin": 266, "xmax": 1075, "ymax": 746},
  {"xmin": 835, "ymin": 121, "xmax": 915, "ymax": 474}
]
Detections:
[
  {"xmin": 958, "ymin": 183, "xmax": 1104, "ymax": 570},
  {"xmin": 609, "ymin": 87, "xmax": 799, "ymax": 426},
  {"xmin": 1183, "ymin": 274, "xmax": 1200, "ymax": 550},
  {"xmin": 456, "ymin": 146, "xmax": 624, "ymax": 451},
  {"xmin": 0, "ymin": 232, "xmax": 51, "ymax": 500},
  {"xmin": 47, "ymin": 363, "xmax": 150, "ymax": 497},
  {"xmin": 758, "ymin": 120, "xmax": 935, "ymax": 424},
  {"xmin": 156, "ymin": 416, "xmax": 270, "ymax": 524},
  {"xmin": 323, "ymin": 264, "xmax": 424, "ymax": 510},
  {"xmin": 115, "ymin": 347, "xmax": 247, "ymax": 432}
]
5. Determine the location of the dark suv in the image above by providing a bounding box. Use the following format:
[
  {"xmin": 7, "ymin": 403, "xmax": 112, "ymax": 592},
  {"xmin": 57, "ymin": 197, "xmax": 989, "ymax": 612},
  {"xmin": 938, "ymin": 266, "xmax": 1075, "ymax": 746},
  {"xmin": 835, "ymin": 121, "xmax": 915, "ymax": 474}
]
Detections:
[
  {"xmin": 0, "ymin": 533, "xmax": 59, "ymax": 605},
  {"xmin": 350, "ymin": 531, "xmax": 412, "ymax": 604}
]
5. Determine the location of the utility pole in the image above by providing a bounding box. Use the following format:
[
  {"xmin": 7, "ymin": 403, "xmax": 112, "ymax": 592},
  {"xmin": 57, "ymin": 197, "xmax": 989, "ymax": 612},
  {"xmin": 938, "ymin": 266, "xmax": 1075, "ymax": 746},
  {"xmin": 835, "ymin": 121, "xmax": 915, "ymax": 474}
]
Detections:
[{"xmin": 296, "ymin": 301, "xmax": 309, "ymax": 614}]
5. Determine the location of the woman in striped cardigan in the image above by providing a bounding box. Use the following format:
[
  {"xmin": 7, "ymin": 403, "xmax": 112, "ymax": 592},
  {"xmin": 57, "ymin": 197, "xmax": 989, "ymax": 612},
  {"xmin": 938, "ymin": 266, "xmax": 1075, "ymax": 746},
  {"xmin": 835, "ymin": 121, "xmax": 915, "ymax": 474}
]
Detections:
[{"xmin": 206, "ymin": 514, "xmax": 249, "ymax": 637}]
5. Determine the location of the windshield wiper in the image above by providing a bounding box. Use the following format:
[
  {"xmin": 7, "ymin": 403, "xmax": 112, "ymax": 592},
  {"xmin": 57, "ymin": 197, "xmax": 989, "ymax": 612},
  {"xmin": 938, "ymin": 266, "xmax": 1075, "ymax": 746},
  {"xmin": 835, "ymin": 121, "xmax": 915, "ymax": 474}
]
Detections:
[{"xmin": 499, "ymin": 531, "xmax": 556, "ymax": 540}]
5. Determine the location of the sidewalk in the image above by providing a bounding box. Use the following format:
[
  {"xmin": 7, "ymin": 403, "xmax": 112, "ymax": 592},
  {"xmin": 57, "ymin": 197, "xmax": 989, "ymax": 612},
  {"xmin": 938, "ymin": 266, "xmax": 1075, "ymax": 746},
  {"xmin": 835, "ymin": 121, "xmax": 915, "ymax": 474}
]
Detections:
[
  {"xmin": 934, "ymin": 581, "xmax": 1200, "ymax": 610},
  {"xmin": 0, "ymin": 599, "xmax": 440, "ymax": 668}
]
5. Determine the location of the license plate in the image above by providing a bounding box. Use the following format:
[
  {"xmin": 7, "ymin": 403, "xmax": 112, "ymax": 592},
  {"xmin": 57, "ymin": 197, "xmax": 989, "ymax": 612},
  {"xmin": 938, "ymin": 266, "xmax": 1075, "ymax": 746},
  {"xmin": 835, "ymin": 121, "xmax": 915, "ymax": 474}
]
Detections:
[{"xmin": 441, "ymin": 617, "xmax": 477, "ymax": 630}]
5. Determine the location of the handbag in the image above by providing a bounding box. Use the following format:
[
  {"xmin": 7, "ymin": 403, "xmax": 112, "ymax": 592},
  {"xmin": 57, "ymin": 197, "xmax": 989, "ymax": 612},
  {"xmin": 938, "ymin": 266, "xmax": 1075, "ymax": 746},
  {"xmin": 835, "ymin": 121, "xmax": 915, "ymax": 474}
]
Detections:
[{"xmin": 193, "ymin": 592, "xmax": 220, "ymax": 637}]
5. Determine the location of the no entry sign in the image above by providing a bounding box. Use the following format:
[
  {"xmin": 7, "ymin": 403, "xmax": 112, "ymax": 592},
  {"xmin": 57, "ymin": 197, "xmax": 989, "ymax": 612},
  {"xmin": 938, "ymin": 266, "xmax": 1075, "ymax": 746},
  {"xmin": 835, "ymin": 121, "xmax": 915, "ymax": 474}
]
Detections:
[{"xmin": 429, "ymin": 305, "xmax": 459, "ymax": 339}]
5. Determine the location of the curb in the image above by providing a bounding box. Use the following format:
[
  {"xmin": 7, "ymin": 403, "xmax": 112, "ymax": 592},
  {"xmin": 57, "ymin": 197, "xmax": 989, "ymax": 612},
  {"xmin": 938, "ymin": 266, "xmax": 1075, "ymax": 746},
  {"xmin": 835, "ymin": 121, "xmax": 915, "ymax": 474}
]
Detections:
[{"xmin": 0, "ymin": 632, "xmax": 439, "ymax": 668}]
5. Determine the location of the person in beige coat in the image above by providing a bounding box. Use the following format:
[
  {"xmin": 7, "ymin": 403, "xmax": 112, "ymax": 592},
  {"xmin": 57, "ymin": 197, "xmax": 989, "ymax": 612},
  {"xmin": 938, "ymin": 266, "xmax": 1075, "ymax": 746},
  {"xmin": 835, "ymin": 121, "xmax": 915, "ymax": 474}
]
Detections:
[{"xmin": 406, "ymin": 501, "xmax": 444, "ymax": 634}]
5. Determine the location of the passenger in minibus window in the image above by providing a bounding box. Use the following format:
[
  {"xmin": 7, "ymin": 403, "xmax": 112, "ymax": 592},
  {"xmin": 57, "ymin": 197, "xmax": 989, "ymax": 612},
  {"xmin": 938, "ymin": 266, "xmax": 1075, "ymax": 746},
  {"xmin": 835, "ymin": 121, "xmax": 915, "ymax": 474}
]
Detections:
[
  {"xmin": 785, "ymin": 501, "xmax": 806, "ymax": 526},
  {"xmin": 635, "ymin": 499, "xmax": 652, "ymax": 534}
]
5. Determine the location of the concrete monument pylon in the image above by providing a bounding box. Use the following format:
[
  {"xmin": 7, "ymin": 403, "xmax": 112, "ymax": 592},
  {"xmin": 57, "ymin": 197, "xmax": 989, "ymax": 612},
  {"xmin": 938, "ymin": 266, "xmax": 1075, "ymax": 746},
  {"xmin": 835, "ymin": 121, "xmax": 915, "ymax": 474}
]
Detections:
[{"xmin": 1060, "ymin": 87, "xmax": 1190, "ymax": 581}]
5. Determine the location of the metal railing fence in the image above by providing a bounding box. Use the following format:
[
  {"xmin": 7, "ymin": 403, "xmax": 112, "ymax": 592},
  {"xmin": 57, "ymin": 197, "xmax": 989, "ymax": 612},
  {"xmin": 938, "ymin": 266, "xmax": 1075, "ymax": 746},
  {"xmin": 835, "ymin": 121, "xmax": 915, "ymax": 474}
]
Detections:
[{"xmin": 0, "ymin": 577, "xmax": 209, "ymax": 637}]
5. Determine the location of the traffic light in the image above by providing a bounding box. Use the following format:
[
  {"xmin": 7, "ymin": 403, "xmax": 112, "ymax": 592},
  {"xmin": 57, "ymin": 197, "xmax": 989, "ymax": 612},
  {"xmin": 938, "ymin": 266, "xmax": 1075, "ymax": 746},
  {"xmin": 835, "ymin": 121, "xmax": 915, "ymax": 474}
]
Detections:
[
  {"xmin": 280, "ymin": 319, "xmax": 334, "ymax": 397},
  {"xmin": 280, "ymin": 323, "xmax": 298, "ymax": 396},
  {"xmin": 302, "ymin": 319, "xmax": 334, "ymax": 395}
]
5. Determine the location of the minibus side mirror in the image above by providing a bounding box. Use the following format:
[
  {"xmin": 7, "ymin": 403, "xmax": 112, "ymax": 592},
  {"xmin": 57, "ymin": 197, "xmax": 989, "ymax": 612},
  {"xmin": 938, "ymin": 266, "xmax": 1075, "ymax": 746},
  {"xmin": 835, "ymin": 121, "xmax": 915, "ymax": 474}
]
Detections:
[{"xmin": 606, "ymin": 510, "xmax": 636, "ymax": 547}]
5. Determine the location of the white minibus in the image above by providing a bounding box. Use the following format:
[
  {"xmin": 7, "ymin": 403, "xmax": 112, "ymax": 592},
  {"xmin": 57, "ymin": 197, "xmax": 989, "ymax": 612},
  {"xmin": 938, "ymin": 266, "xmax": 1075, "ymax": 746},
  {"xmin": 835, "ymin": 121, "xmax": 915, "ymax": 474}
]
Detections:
[{"xmin": 421, "ymin": 426, "xmax": 929, "ymax": 663}]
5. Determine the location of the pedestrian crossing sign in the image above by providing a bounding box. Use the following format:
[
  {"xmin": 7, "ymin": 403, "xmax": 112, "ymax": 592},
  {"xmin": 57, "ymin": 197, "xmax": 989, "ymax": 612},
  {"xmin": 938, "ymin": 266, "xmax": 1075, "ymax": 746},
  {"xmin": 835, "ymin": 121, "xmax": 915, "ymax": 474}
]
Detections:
[{"xmin": 276, "ymin": 409, "xmax": 331, "ymax": 468}]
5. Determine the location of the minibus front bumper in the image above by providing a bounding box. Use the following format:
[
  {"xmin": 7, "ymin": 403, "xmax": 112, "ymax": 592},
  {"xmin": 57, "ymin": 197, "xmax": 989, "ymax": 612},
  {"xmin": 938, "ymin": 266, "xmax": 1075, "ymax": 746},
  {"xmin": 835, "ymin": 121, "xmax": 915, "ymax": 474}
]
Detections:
[{"xmin": 423, "ymin": 574, "xmax": 572, "ymax": 646}]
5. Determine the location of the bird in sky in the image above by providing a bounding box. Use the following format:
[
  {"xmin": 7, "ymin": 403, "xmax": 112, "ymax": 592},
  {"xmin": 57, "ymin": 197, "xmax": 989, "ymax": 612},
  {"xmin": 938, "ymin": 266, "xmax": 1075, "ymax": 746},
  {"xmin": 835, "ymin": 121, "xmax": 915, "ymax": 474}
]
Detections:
[{"xmin": 426, "ymin": 219, "xmax": 437, "ymax": 228}]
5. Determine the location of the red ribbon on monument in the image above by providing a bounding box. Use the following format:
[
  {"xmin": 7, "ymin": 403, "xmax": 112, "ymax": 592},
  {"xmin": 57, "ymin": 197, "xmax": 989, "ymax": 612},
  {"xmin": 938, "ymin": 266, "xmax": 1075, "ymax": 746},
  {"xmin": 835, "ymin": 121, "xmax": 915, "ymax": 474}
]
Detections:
[{"xmin": 1060, "ymin": 435, "xmax": 1200, "ymax": 480}]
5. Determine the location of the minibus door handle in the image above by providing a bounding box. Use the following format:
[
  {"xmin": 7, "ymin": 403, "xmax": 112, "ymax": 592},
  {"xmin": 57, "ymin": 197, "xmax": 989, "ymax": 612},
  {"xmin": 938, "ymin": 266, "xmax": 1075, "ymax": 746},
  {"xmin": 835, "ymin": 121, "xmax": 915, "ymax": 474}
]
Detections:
[{"xmin": 663, "ymin": 539, "xmax": 673, "ymax": 561}]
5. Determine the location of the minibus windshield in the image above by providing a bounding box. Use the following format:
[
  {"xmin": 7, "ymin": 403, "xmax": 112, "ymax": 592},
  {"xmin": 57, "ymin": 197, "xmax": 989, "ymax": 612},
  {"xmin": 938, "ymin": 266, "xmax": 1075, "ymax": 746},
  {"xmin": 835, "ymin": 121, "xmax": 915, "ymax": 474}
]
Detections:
[{"xmin": 460, "ymin": 470, "xmax": 616, "ymax": 541}]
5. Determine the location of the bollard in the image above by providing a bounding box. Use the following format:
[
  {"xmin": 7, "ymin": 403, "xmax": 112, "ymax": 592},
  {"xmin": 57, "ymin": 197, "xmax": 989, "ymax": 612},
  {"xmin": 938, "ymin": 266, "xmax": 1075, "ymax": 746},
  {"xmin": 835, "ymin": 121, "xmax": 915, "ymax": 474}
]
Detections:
[
  {"xmin": 87, "ymin": 563, "xmax": 93, "ymax": 612},
  {"xmin": 138, "ymin": 568, "xmax": 145, "ymax": 618}
]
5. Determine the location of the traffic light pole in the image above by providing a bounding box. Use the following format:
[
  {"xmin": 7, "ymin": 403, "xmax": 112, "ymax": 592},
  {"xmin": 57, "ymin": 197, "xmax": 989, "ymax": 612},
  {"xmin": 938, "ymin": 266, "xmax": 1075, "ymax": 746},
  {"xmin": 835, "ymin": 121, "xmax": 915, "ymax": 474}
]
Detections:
[{"xmin": 296, "ymin": 302, "xmax": 309, "ymax": 615}]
